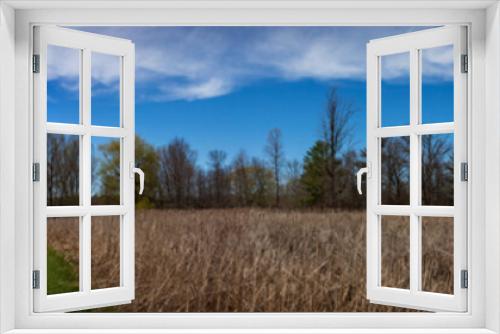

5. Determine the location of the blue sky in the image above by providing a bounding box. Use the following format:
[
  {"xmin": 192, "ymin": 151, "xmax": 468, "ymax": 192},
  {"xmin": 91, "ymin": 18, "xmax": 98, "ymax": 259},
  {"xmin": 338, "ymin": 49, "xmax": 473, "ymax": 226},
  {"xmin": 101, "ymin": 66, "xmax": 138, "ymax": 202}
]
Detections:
[{"xmin": 47, "ymin": 27, "xmax": 453, "ymax": 167}]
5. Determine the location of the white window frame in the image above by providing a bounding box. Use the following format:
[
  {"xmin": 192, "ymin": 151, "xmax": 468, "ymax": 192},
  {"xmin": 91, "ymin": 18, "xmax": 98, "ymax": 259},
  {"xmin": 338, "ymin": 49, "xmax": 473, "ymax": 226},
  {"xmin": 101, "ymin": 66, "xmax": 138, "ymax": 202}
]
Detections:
[
  {"xmin": 366, "ymin": 26, "xmax": 468, "ymax": 312},
  {"xmin": 32, "ymin": 26, "xmax": 136, "ymax": 312},
  {"xmin": 0, "ymin": 1, "xmax": 499, "ymax": 333}
]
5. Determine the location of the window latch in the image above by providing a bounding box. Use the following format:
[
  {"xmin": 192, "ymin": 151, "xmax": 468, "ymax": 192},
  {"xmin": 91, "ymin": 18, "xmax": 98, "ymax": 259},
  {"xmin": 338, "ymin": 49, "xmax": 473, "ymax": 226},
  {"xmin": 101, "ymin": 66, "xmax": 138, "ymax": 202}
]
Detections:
[
  {"xmin": 356, "ymin": 162, "xmax": 371, "ymax": 195},
  {"xmin": 130, "ymin": 162, "xmax": 145, "ymax": 195}
]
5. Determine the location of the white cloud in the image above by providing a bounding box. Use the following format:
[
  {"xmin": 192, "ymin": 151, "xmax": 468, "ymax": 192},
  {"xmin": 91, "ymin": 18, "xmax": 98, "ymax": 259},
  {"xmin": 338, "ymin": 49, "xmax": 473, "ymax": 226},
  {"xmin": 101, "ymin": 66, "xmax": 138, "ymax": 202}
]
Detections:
[
  {"xmin": 422, "ymin": 45, "xmax": 454, "ymax": 81},
  {"xmin": 47, "ymin": 45, "xmax": 80, "ymax": 81},
  {"xmin": 50, "ymin": 26, "xmax": 451, "ymax": 101},
  {"xmin": 158, "ymin": 78, "xmax": 233, "ymax": 101},
  {"xmin": 247, "ymin": 28, "xmax": 367, "ymax": 80},
  {"xmin": 47, "ymin": 44, "xmax": 121, "ymax": 89},
  {"xmin": 381, "ymin": 52, "xmax": 410, "ymax": 81},
  {"xmin": 91, "ymin": 52, "xmax": 121, "ymax": 85}
]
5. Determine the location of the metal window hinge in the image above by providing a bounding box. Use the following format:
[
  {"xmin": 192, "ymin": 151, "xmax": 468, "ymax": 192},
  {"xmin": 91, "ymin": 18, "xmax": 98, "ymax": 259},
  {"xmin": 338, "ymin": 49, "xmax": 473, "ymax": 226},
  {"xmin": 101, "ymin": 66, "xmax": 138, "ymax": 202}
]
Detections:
[
  {"xmin": 461, "ymin": 270, "xmax": 468, "ymax": 289},
  {"xmin": 33, "ymin": 162, "xmax": 40, "ymax": 182},
  {"xmin": 461, "ymin": 162, "xmax": 468, "ymax": 182},
  {"xmin": 32, "ymin": 54, "xmax": 40, "ymax": 73},
  {"xmin": 461, "ymin": 54, "xmax": 468, "ymax": 73},
  {"xmin": 32, "ymin": 270, "xmax": 40, "ymax": 289}
]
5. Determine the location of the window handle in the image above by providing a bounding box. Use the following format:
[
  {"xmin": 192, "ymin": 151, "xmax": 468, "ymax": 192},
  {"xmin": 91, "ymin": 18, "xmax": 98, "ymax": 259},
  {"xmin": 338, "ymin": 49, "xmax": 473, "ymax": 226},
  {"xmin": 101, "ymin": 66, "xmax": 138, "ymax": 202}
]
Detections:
[
  {"xmin": 356, "ymin": 163, "xmax": 371, "ymax": 195},
  {"xmin": 130, "ymin": 162, "xmax": 145, "ymax": 195}
]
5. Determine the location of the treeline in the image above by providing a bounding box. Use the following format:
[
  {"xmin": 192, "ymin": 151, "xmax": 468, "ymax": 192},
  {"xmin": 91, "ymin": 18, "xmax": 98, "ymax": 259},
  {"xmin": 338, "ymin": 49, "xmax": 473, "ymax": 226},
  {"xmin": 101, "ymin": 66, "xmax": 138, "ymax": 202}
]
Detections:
[
  {"xmin": 47, "ymin": 88, "xmax": 454, "ymax": 210},
  {"xmin": 126, "ymin": 135, "xmax": 367, "ymax": 209}
]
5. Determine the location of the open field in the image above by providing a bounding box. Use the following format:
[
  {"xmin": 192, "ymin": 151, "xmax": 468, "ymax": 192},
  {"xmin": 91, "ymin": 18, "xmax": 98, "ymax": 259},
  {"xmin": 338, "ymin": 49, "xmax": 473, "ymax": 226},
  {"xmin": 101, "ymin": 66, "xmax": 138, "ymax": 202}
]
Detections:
[{"xmin": 47, "ymin": 209, "xmax": 453, "ymax": 312}]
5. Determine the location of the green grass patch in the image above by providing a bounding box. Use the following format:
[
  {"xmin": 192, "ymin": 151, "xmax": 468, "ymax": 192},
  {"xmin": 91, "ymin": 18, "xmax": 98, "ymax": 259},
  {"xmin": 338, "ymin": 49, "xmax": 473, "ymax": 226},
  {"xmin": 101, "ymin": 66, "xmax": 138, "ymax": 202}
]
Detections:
[
  {"xmin": 47, "ymin": 246, "xmax": 79, "ymax": 295},
  {"xmin": 47, "ymin": 247, "xmax": 118, "ymax": 312}
]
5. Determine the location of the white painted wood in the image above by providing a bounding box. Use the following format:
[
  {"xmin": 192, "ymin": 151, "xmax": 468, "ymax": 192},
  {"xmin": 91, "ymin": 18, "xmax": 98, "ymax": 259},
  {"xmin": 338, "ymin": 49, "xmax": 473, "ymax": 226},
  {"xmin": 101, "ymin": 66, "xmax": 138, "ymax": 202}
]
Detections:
[
  {"xmin": 409, "ymin": 45, "xmax": 420, "ymax": 294},
  {"xmin": 46, "ymin": 123, "xmax": 127, "ymax": 138},
  {"xmin": 373, "ymin": 205, "xmax": 455, "ymax": 217},
  {"xmin": 484, "ymin": 4, "xmax": 500, "ymax": 333},
  {"xmin": 32, "ymin": 26, "xmax": 135, "ymax": 312},
  {"xmin": 366, "ymin": 26, "xmax": 468, "ymax": 312},
  {"xmin": 10, "ymin": 5, "xmax": 489, "ymax": 332},
  {"xmin": 3, "ymin": 0, "xmax": 497, "ymax": 10},
  {"xmin": 0, "ymin": 3, "xmax": 17, "ymax": 333},
  {"xmin": 374, "ymin": 122, "xmax": 454, "ymax": 138},
  {"xmin": 46, "ymin": 206, "xmax": 127, "ymax": 217}
]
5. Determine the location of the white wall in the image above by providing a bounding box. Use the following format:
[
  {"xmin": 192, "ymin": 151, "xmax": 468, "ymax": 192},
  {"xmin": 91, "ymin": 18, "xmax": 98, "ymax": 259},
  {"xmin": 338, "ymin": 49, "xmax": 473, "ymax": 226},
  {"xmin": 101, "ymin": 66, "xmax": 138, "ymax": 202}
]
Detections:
[
  {"xmin": 485, "ymin": 2, "xmax": 500, "ymax": 333},
  {"xmin": 0, "ymin": 2, "xmax": 16, "ymax": 333}
]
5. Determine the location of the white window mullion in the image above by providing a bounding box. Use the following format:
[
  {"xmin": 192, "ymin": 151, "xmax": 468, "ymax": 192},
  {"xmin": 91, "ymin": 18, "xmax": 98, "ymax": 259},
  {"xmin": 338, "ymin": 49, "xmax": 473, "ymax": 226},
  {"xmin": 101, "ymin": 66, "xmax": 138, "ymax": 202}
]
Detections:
[
  {"xmin": 373, "ymin": 205, "xmax": 454, "ymax": 217},
  {"xmin": 365, "ymin": 43, "xmax": 378, "ymax": 297},
  {"xmin": 374, "ymin": 122, "xmax": 454, "ymax": 138},
  {"xmin": 409, "ymin": 47, "xmax": 421, "ymax": 294},
  {"xmin": 81, "ymin": 47, "xmax": 92, "ymax": 294},
  {"xmin": 121, "ymin": 49, "xmax": 135, "ymax": 296}
]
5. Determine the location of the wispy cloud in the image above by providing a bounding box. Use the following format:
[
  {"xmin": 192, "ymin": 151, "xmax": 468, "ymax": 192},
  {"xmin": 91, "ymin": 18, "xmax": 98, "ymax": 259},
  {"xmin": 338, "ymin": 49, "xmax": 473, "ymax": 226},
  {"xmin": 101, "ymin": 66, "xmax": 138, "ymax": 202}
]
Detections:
[
  {"xmin": 160, "ymin": 78, "xmax": 232, "ymax": 101},
  {"xmin": 422, "ymin": 44, "xmax": 454, "ymax": 81},
  {"xmin": 381, "ymin": 52, "xmax": 410, "ymax": 81},
  {"xmin": 49, "ymin": 26, "xmax": 450, "ymax": 101}
]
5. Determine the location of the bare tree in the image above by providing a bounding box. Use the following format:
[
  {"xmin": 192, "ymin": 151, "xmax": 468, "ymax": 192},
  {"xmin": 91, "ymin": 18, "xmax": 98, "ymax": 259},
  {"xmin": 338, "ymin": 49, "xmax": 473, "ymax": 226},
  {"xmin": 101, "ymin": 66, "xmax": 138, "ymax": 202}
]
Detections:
[
  {"xmin": 195, "ymin": 168, "xmax": 209, "ymax": 208},
  {"xmin": 158, "ymin": 138, "xmax": 197, "ymax": 208},
  {"xmin": 232, "ymin": 150, "xmax": 251, "ymax": 206},
  {"xmin": 284, "ymin": 159, "xmax": 304, "ymax": 207},
  {"xmin": 265, "ymin": 128, "xmax": 285, "ymax": 207},
  {"xmin": 208, "ymin": 150, "xmax": 230, "ymax": 207},
  {"xmin": 322, "ymin": 88, "xmax": 354, "ymax": 208},
  {"xmin": 422, "ymin": 135, "xmax": 453, "ymax": 206},
  {"xmin": 249, "ymin": 157, "xmax": 273, "ymax": 207},
  {"xmin": 47, "ymin": 134, "xmax": 79, "ymax": 205},
  {"xmin": 381, "ymin": 136, "xmax": 410, "ymax": 205}
]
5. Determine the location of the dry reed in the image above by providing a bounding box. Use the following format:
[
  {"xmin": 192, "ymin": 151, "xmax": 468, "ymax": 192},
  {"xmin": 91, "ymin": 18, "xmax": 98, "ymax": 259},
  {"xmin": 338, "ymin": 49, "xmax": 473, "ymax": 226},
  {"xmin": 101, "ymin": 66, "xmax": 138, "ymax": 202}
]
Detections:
[{"xmin": 47, "ymin": 209, "xmax": 453, "ymax": 312}]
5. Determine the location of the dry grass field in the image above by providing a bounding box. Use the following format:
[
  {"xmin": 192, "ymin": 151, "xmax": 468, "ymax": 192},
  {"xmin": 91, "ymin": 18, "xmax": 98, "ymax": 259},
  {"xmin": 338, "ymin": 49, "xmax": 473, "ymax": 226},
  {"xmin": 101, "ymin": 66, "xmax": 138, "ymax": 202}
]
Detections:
[{"xmin": 47, "ymin": 209, "xmax": 453, "ymax": 312}]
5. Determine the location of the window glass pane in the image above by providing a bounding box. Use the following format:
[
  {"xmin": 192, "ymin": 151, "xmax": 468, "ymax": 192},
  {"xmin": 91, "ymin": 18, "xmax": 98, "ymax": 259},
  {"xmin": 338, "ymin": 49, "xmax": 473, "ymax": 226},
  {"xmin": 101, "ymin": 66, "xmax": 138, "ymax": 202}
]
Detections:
[
  {"xmin": 421, "ymin": 134, "xmax": 454, "ymax": 206},
  {"xmin": 421, "ymin": 45, "xmax": 454, "ymax": 124},
  {"xmin": 422, "ymin": 217, "xmax": 454, "ymax": 294},
  {"xmin": 47, "ymin": 134, "xmax": 80, "ymax": 206},
  {"xmin": 91, "ymin": 137, "xmax": 121, "ymax": 205},
  {"xmin": 381, "ymin": 52, "xmax": 410, "ymax": 127},
  {"xmin": 381, "ymin": 136, "xmax": 410, "ymax": 205},
  {"xmin": 91, "ymin": 216, "xmax": 121, "ymax": 289},
  {"xmin": 47, "ymin": 45, "xmax": 80, "ymax": 124},
  {"xmin": 91, "ymin": 52, "xmax": 121, "ymax": 127},
  {"xmin": 47, "ymin": 217, "xmax": 80, "ymax": 295},
  {"xmin": 381, "ymin": 215, "xmax": 410, "ymax": 289}
]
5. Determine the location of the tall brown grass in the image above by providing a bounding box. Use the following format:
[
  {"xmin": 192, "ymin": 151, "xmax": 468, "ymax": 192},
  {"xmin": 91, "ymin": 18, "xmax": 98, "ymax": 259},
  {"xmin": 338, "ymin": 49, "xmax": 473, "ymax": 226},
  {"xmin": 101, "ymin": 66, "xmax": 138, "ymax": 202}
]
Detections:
[{"xmin": 47, "ymin": 209, "xmax": 453, "ymax": 312}]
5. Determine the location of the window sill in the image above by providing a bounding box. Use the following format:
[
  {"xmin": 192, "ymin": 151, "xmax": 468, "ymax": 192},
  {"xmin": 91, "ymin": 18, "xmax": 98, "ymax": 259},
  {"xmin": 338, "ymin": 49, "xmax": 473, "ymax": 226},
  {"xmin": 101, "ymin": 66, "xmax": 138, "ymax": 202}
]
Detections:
[{"xmin": 4, "ymin": 329, "xmax": 497, "ymax": 334}]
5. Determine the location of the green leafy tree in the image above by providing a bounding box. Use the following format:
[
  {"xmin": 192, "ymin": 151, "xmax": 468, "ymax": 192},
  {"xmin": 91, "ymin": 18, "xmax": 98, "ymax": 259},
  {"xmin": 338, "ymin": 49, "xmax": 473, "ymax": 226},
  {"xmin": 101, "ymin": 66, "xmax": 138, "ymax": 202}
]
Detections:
[
  {"xmin": 97, "ymin": 135, "xmax": 159, "ymax": 207},
  {"xmin": 135, "ymin": 136, "xmax": 160, "ymax": 208},
  {"xmin": 232, "ymin": 150, "xmax": 252, "ymax": 207},
  {"xmin": 96, "ymin": 139, "xmax": 121, "ymax": 205},
  {"xmin": 301, "ymin": 140, "xmax": 329, "ymax": 207},
  {"xmin": 248, "ymin": 157, "xmax": 273, "ymax": 207}
]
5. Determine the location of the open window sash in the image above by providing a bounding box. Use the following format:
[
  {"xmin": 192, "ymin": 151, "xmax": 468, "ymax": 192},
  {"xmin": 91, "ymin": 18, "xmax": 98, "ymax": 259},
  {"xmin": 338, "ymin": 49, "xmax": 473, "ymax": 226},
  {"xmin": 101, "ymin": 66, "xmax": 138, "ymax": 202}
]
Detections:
[
  {"xmin": 33, "ymin": 26, "xmax": 136, "ymax": 312},
  {"xmin": 365, "ymin": 26, "xmax": 468, "ymax": 312}
]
